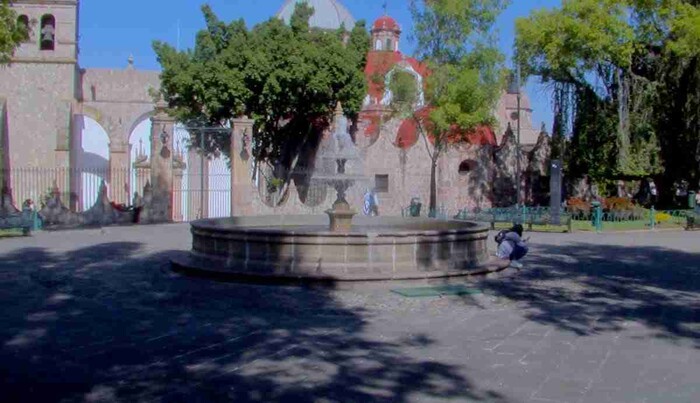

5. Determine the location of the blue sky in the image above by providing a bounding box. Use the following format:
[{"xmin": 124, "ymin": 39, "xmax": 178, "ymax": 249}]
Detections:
[{"xmin": 78, "ymin": 0, "xmax": 560, "ymax": 129}]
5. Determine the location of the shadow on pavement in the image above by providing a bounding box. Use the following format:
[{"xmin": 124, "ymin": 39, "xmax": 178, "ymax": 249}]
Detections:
[
  {"xmin": 0, "ymin": 241, "xmax": 509, "ymax": 402},
  {"xmin": 477, "ymin": 241, "xmax": 700, "ymax": 345}
]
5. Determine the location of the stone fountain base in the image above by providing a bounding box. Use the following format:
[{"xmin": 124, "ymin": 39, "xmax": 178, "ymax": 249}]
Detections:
[
  {"xmin": 171, "ymin": 215, "xmax": 510, "ymax": 285},
  {"xmin": 325, "ymin": 199, "xmax": 357, "ymax": 232}
]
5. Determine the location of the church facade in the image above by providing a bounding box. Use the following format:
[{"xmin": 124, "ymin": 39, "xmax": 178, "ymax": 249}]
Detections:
[{"xmin": 0, "ymin": 0, "xmax": 551, "ymax": 222}]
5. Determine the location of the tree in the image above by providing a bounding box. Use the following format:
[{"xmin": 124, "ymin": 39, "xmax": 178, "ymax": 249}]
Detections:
[
  {"xmin": 153, "ymin": 3, "xmax": 369, "ymax": 183},
  {"xmin": 400, "ymin": 0, "xmax": 507, "ymax": 215},
  {"xmin": 516, "ymin": 0, "xmax": 700, "ymax": 203},
  {"xmin": 0, "ymin": 0, "xmax": 27, "ymax": 64}
]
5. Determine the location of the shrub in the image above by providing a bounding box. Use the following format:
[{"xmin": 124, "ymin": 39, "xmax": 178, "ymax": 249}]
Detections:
[
  {"xmin": 602, "ymin": 197, "xmax": 635, "ymax": 211},
  {"xmin": 655, "ymin": 212, "xmax": 672, "ymax": 224},
  {"xmin": 566, "ymin": 197, "xmax": 590, "ymax": 214}
]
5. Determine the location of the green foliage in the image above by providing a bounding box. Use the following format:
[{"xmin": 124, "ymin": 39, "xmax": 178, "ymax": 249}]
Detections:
[
  {"xmin": 517, "ymin": 0, "xmax": 700, "ymax": 196},
  {"xmin": 0, "ymin": 1, "xmax": 27, "ymax": 64},
  {"xmin": 410, "ymin": 0, "xmax": 509, "ymax": 64},
  {"xmin": 153, "ymin": 3, "xmax": 369, "ymax": 168},
  {"xmin": 405, "ymin": 0, "xmax": 507, "ymax": 214},
  {"xmin": 388, "ymin": 70, "xmax": 419, "ymax": 117}
]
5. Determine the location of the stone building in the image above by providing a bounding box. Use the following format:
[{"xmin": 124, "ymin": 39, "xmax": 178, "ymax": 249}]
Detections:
[{"xmin": 0, "ymin": 0, "xmax": 551, "ymax": 223}]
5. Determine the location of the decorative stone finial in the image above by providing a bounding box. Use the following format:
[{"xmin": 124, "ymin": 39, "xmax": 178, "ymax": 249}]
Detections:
[
  {"xmin": 127, "ymin": 54, "xmax": 134, "ymax": 70},
  {"xmin": 334, "ymin": 101, "xmax": 344, "ymax": 117},
  {"xmin": 155, "ymin": 97, "xmax": 168, "ymax": 111},
  {"xmin": 541, "ymin": 121, "xmax": 547, "ymax": 133}
]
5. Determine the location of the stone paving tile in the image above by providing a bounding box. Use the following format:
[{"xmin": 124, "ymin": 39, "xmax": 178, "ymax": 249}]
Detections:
[{"xmin": 0, "ymin": 226, "xmax": 699, "ymax": 402}]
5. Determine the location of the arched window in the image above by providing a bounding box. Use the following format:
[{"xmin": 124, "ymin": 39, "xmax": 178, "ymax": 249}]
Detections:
[
  {"xmin": 386, "ymin": 38, "xmax": 393, "ymax": 51},
  {"xmin": 40, "ymin": 14, "xmax": 56, "ymax": 51},
  {"xmin": 458, "ymin": 160, "xmax": 476, "ymax": 176},
  {"xmin": 17, "ymin": 15, "xmax": 30, "ymax": 43},
  {"xmin": 375, "ymin": 39, "xmax": 382, "ymax": 51}
]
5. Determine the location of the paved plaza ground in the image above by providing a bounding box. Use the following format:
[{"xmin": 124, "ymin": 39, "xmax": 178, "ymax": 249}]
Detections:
[{"xmin": 0, "ymin": 224, "xmax": 698, "ymax": 402}]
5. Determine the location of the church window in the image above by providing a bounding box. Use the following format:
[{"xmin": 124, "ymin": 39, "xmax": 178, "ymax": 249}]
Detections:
[
  {"xmin": 386, "ymin": 39, "xmax": 393, "ymax": 51},
  {"xmin": 375, "ymin": 174, "xmax": 389, "ymax": 193},
  {"xmin": 17, "ymin": 15, "xmax": 30, "ymax": 43},
  {"xmin": 375, "ymin": 39, "xmax": 382, "ymax": 51},
  {"xmin": 458, "ymin": 160, "xmax": 476, "ymax": 175},
  {"xmin": 40, "ymin": 14, "xmax": 56, "ymax": 51}
]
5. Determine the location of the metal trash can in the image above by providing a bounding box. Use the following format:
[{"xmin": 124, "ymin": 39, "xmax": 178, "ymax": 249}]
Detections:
[
  {"xmin": 689, "ymin": 191, "xmax": 696, "ymax": 209},
  {"xmin": 409, "ymin": 197, "xmax": 422, "ymax": 217}
]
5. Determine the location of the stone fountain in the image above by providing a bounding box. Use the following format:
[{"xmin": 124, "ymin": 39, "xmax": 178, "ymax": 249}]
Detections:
[
  {"xmin": 313, "ymin": 102, "xmax": 364, "ymax": 232},
  {"xmin": 172, "ymin": 104, "xmax": 507, "ymax": 284}
]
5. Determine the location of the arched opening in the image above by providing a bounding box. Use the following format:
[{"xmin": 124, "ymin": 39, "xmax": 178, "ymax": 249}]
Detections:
[
  {"xmin": 40, "ymin": 14, "xmax": 55, "ymax": 51},
  {"xmin": 458, "ymin": 160, "xmax": 476, "ymax": 176},
  {"xmin": 386, "ymin": 38, "xmax": 393, "ymax": 52},
  {"xmin": 17, "ymin": 15, "xmax": 30, "ymax": 43},
  {"xmin": 76, "ymin": 116, "xmax": 110, "ymax": 211},
  {"xmin": 375, "ymin": 39, "xmax": 382, "ymax": 51}
]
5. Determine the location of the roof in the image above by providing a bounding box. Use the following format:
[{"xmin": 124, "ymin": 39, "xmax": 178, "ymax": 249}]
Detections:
[
  {"xmin": 372, "ymin": 16, "xmax": 400, "ymax": 32},
  {"xmin": 277, "ymin": 0, "xmax": 355, "ymax": 30},
  {"xmin": 395, "ymin": 108, "xmax": 497, "ymax": 149}
]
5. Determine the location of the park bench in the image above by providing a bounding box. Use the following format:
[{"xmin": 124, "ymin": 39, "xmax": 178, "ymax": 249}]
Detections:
[
  {"xmin": 0, "ymin": 208, "xmax": 39, "ymax": 236},
  {"xmin": 455, "ymin": 207, "xmax": 573, "ymax": 232}
]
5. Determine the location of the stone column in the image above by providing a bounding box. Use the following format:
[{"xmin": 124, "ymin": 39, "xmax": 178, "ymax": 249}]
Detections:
[
  {"xmin": 230, "ymin": 116, "xmax": 255, "ymax": 216},
  {"xmin": 54, "ymin": 101, "xmax": 73, "ymax": 206},
  {"xmin": 109, "ymin": 140, "xmax": 130, "ymax": 205},
  {"xmin": 148, "ymin": 100, "xmax": 175, "ymax": 222}
]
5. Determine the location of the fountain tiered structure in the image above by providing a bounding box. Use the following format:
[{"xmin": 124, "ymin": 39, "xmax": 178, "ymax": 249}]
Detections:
[
  {"xmin": 313, "ymin": 103, "xmax": 365, "ymax": 232},
  {"xmin": 173, "ymin": 105, "xmax": 505, "ymax": 284}
]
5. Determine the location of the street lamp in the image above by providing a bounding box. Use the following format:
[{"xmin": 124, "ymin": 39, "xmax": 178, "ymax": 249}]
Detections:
[{"xmin": 507, "ymin": 65, "xmax": 523, "ymax": 208}]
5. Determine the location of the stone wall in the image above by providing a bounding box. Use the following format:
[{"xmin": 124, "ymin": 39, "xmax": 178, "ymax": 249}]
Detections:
[{"xmin": 235, "ymin": 115, "xmax": 553, "ymax": 217}]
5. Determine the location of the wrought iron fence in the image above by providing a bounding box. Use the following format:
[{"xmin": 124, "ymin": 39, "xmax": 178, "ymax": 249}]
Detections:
[
  {"xmin": 0, "ymin": 167, "xmax": 134, "ymax": 212},
  {"xmin": 453, "ymin": 205, "xmax": 695, "ymax": 232}
]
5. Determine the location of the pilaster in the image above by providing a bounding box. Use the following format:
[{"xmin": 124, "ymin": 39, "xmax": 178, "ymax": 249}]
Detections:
[
  {"xmin": 149, "ymin": 100, "xmax": 175, "ymax": 222},
  {"xmin": 230, "ymin": 116, "xmax": 255, "ymax": 216}
]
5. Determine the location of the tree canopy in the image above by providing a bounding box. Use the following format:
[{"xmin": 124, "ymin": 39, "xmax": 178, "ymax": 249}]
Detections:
[
  {"xmin": 0, "ymin": 0, "xmax": 27, "ymax": 64},
  {"xmin": 398, "ymin": 0, "xmax": 507, "ymax": 214},
  {"xmin": 516, "ymin": 0, "xmax": 700, "ymax": 201},
  {"xmin": 153, "ymin": 3, "xmax": 369, "ymax": 169}
]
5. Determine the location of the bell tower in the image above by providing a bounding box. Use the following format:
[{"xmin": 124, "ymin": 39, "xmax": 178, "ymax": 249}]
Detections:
[
  {"xmin": 371, "ymin": 15, "xmax": 401, "ymax": 52},
  {"xmin": 10, "ymin": 0, "xmax": 79, "ymax": 63},
  {"xmin": 0, "ymin": 0, "xmax": 80, "ymax": 192}
]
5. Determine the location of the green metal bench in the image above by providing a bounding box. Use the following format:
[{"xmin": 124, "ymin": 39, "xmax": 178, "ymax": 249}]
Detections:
[
  {"xmin": 686, "ymin": 211, "xmax": 700, "ymax": 231},
  {"xmin": 455, "ymin": 207, "xmax": 573, "ymax": 232},
  {"xmin": 0, "ymin": 208, "xmax": 40, "ymax": 236}
]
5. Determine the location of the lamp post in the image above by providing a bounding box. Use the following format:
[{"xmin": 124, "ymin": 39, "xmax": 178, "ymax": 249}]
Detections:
[{"xmin": 515, "ymin": 64, "xmax": 522, "ymax": 208}]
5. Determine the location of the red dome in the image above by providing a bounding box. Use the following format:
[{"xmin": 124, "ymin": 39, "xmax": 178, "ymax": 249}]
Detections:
[{"xmin": 372, "ymin": 16, "xmax": 400, "ymax": 32}]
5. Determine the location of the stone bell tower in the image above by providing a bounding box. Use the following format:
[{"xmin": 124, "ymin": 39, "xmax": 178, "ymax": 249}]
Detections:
[
  {"xmin": 0, "ymin": 0, "xmax": 80, "ymax": 176},
  {"xmin": 371, "ymin": 15, "xmax": 401, "ymax": 52}
]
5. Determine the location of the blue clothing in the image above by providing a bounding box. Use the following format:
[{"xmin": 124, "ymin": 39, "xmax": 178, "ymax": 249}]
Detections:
[{"xmin": 497, "ymin": 232, "xmax": 528, "ymax": 261}]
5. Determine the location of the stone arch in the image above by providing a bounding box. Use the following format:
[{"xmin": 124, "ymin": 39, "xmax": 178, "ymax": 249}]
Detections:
[
  {"xmin": 77, "ymin": 105, "xmax": 108, "ymax": 132},
  {"xmin": 382, "ymin": 64, "xmax": 425, "ymax": 107},
  {"xmin": 127, "ymin": 110, "xmax": 155, "ymax": 140},
  {"xmin": 17, "ymin": 15, "xmax": 31, "ymax": 43},
  {"xmin": 74, "ymin": 115, "xmax": 110, "ymax": 211},
  {"xmin": 458, "ymin": 160, "xmax": 477, "ymax": 176}
]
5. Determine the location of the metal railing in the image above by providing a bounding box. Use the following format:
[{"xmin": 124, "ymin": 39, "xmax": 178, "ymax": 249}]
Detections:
[{"xmin": 0, "ymin": 167, "xmax": 133, "ymax": 212}]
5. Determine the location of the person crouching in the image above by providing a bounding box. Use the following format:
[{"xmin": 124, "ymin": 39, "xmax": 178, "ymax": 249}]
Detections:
[{"xmin": 495, "ymin": 224, "xmax": 529, "ymax": 269}]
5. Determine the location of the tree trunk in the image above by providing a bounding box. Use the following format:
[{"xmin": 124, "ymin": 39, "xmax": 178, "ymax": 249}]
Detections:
[{"xmin": 429, "ymin": 157, "xmax": 437, "ymax": 217}]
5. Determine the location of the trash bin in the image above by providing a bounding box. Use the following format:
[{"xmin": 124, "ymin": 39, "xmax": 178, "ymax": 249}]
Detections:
[
  {"xmin": 409, "ymin": 198, "xmax": 422, "ymax": 217},
  {"xmin": 689, "ymin": 191, "xmax": 696, "ymax": 209},
  {"xmin": 591, "ymin": 201, "xmax": 602, "ymax": 232}
]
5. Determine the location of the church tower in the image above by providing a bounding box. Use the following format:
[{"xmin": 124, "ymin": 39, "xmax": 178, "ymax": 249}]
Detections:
[
  {"xmin": 0, "ymin": 0, "xmax": 80, "ymax": 183},
  {"xmin": 371, "ymin": 15, "xmax": 401, "ymax": 52}
]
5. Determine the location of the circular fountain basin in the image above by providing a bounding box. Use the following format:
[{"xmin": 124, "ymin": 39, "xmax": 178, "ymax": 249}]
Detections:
[{"xmin": 173, "ymin": 215, "xmax": 506, "ymax": 283}]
